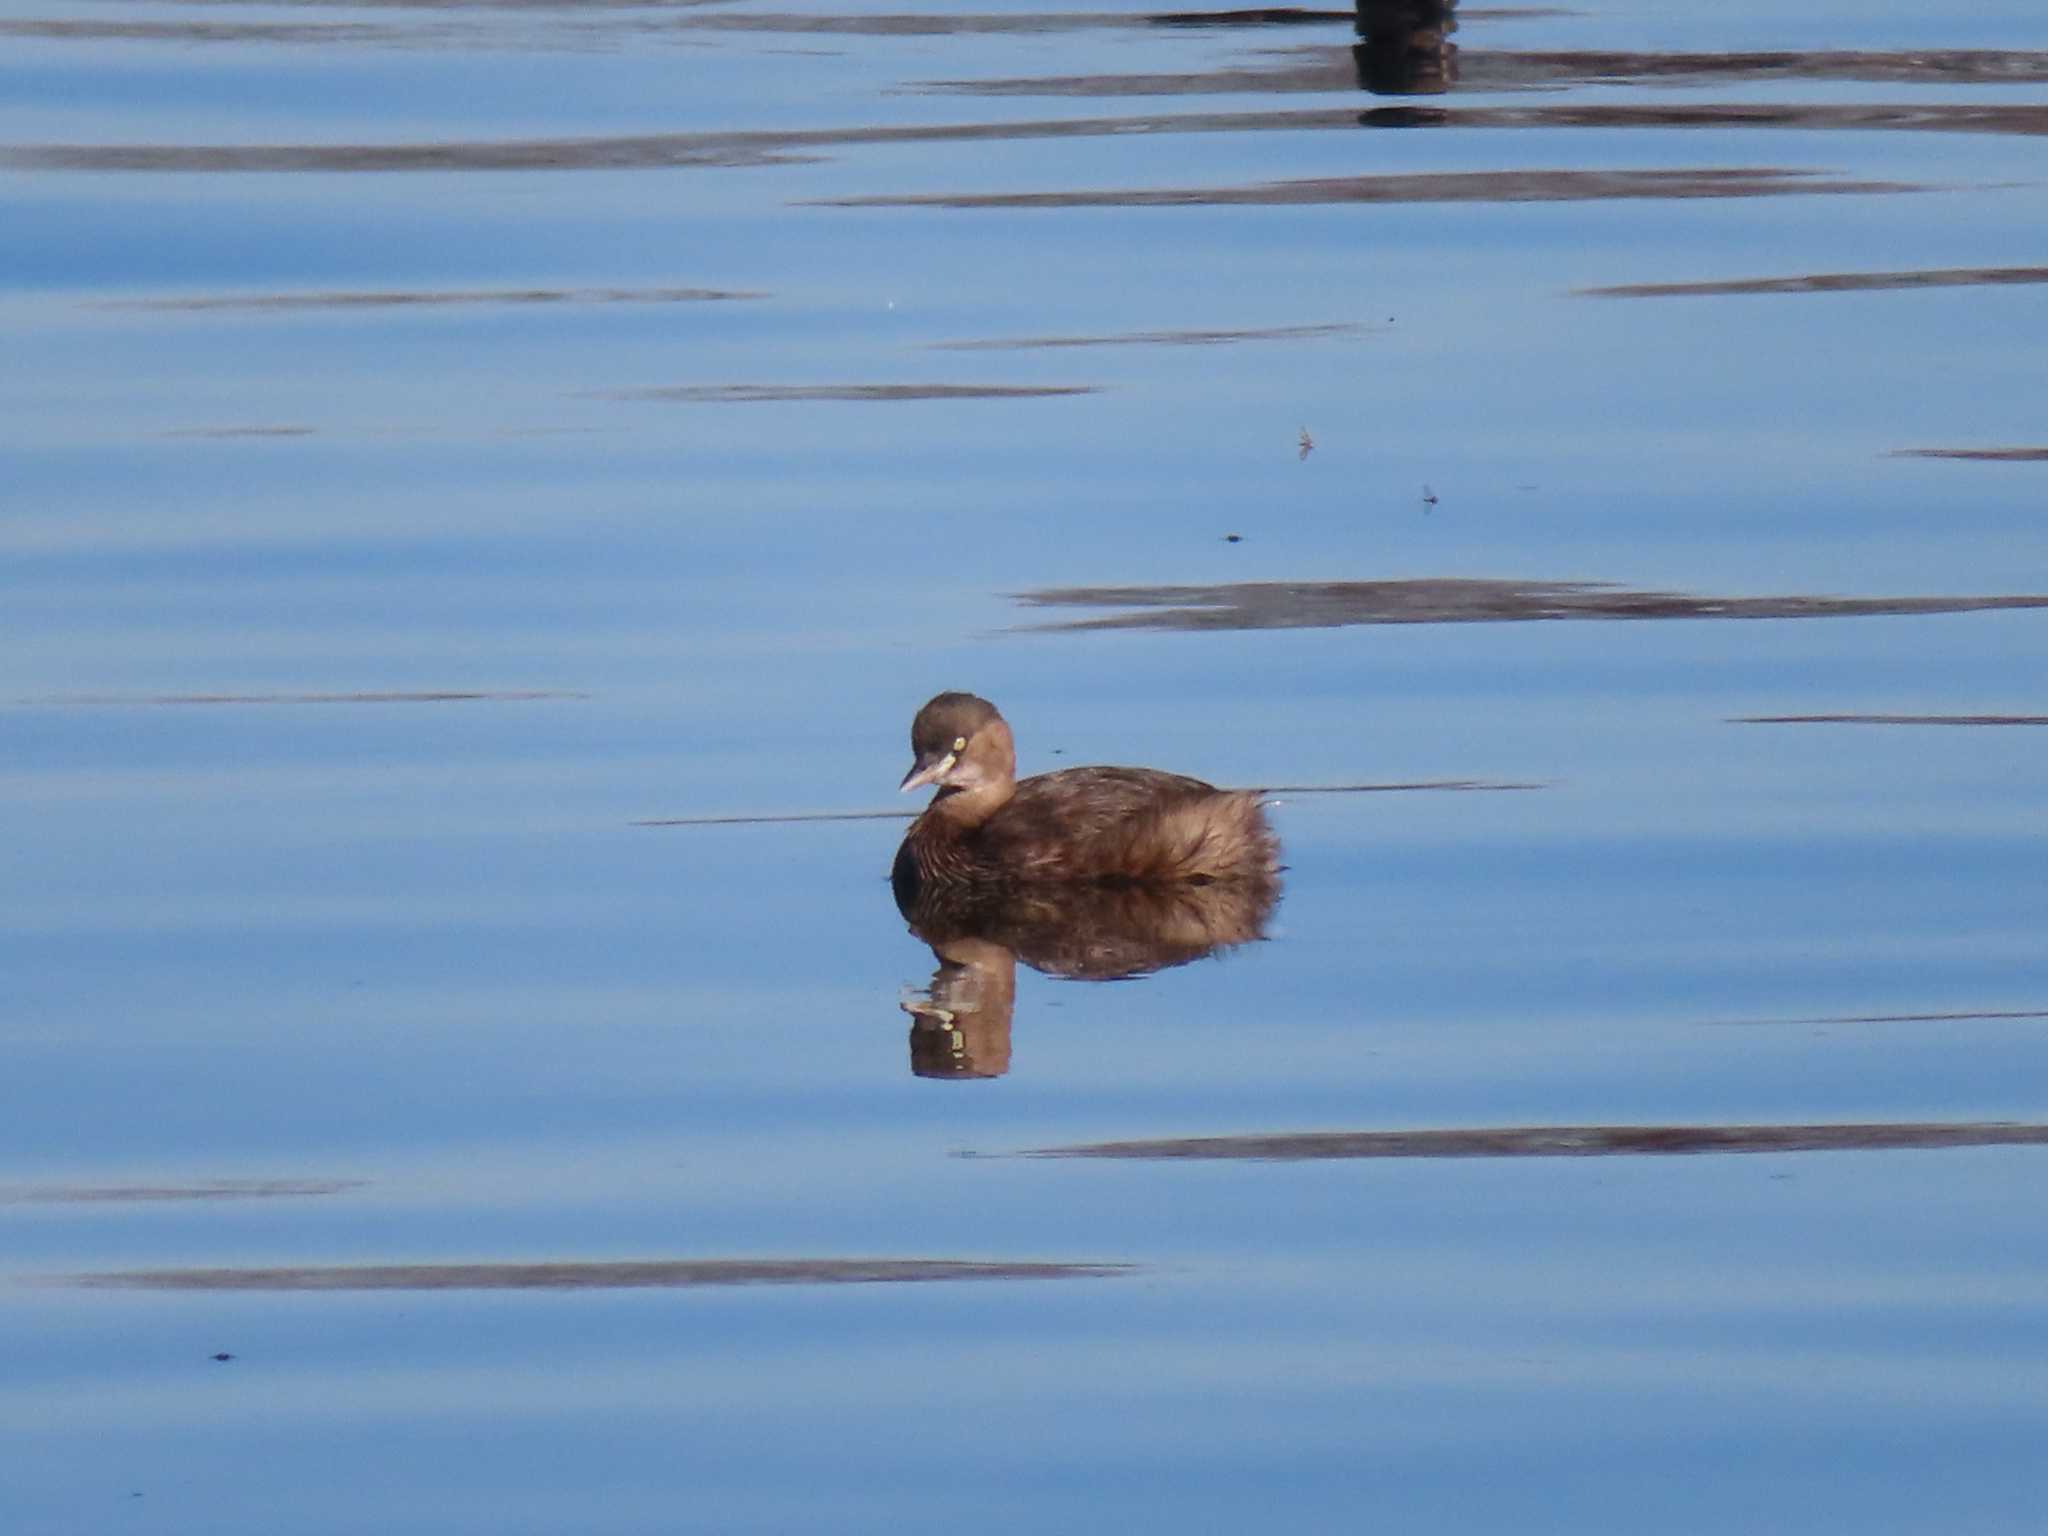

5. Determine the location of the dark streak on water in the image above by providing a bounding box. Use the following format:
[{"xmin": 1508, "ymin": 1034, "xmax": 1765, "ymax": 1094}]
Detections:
[
  {"xmin": 1476, "ymin": 46, "xmax": 2048, "ymax": 86},
  {"xmin": 702, "ymin": 10, "xmax": 1220, "ymax": 36},
  {"xmin": 1019, "ymin": 1122, "xmax": 2048, "ymax": 1161},
  {"xmin": 663, "ymin": 9, "xmax": 1341, "ymax": 35},
  {"xmin": 76, "ymin": 0, "xmax": 752, "ymax": 12},
  {"xmin": 632, "ymin": 780, "xmax": 1540, "ymax": 827},
  {"xmin": 2, "ymin": 1180, "xmax": 364, "ymax": 1206},
  {"xmin": 1147, "ymin": 6, "xmax": 1372, "ymax": 26},
  {"xmin": 819, "ymin": 169, "xmax": 1920, "ymax": 211},
  {"xmin": 922, "ymin": 48, "xmax": 2048, "ymax": 97},
  {"xmin": 29, "ymin": 691, "xmax": 587, "ymax": 706},
  {"xmin": 64, "ymin": 1259, "xmax": 1138, "ymax": 1291},
  {"xmin": 93, "ymin": 286, "xmax": 763, "ymax": 312},
  {"xmin": 12, "ymin": 109, "xmax": 1411, "ymax": 178},
  {"xmin": 603, "ymin": 384, "xmax": 1099, "ymax": 403},
  {"xmin": 10, "ymin": 102, "xmax": 2027, "ymax": 179},
  {"xmin": 1892, "ymin": 447, "xmax": 2048, "ymax": 462},
  {"xmin": 1012, "ymin": 579, "xmax": 2048, "ymax": 632},
  {"xmin": 1250, "ymin": 779, "xmax": 1542, "ymax": 794},
  {"xmin": 1371, "ymin": 103, "xmax": 2048, "ymax": 138},
  {"xmin": 930, "ymin": 322, "xmax": 1366, "ymax": 350},
  {"xmin": 638, "ymin": 809, "xmax": 919, "ymax": 828},
  {"xmin": 2, "ymin": 18, "xmax": 403, "ymax": 43},
  {"xmin": 0, "ymin": 6, "xmax": 1567, "ymax": 41},
  {"xmin": 161, "ymin": 425, "xmax": 318, "ymax": 438},
  {"xmin": 1706, "ymin": 1008, "xmax": 2048, "ymax": 1027},
  {"xmin": 5, "ymin": 141, "xmax": 821, "ymax": 174},
  {"xmin": 1583, "ymin": 264, "xmax": 2048, "ymax": 298},
  {"xmin": 1732, "ymin": 714, "xmax": 2048, "ymax": 726}
]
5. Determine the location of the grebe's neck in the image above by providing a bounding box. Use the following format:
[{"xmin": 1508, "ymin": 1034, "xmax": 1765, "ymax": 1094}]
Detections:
[
  {"xmin": 920, "ymin": 714, "xmax": 1018, "ymax": 831},
  {"xmin": 927, "ymin": 776, "xmax": 1015, "ymax": 831}
]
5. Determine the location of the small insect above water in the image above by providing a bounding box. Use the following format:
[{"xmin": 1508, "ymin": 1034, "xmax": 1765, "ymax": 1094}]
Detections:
[{"xmin": 1297, "ymin": 427, "xmax": 1314, "ymax": 461}]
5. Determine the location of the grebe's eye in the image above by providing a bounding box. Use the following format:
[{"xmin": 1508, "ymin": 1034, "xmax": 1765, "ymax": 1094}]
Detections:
[{"xmin": 952, "ymin": 736, "xmax": 966, "ymax": 752}]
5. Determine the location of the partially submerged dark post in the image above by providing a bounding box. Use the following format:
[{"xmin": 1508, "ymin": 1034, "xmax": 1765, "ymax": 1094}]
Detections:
[{"xmin": 1353, "ymin": 0, "xmax": 1458, "ymax": 95}]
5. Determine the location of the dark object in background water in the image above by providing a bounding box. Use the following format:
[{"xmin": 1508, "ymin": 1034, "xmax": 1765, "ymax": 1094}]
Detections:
[
  {"xmin": 1353, "ymin": 0, "xmax": 1457, "ymax": 96},
  {"xmin": 892, "ymin": 692, "xmax": 1282, "ymax": 906}
]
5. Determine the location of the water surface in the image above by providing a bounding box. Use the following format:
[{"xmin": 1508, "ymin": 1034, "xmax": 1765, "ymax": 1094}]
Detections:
[{"xmin": 4, "ymin": 0, "xmax": 2047, "ymax": 1529}]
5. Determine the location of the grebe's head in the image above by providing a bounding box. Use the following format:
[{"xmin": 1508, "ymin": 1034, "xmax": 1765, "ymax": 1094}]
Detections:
[{"xmin": 899, "ymin": 692, "xmax": 1015, "ymax": 795}]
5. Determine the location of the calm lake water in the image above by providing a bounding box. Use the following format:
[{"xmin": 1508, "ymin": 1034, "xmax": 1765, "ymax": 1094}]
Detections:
[{"xmin": 5, "ymin": 0, "xmax": 2047, "ymax": 1529}]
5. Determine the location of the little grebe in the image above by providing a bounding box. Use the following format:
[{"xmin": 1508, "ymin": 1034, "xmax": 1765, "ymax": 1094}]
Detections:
[{"xmin": 892, "ymin": 692, "xmax": 1280, "ymax": 908}]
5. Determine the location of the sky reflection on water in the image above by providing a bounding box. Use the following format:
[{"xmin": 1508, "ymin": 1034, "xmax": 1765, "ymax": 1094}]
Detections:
[{"xmin": 4, "ymin": 0, "xmax": 2048, "ymax": 1529}]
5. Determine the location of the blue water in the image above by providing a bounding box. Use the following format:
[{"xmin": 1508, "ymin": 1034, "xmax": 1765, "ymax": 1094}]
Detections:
[{"xmin": 4, "ymin": 0, "xmax": 2047, "ymax": 1529}]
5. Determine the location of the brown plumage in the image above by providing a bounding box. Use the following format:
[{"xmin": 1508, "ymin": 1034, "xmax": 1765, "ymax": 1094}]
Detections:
[
  {"xmin": 891, "ymin": 692, "xmax": 1282, "ymax": 912},
  {"xmin": 905, "ymin": 876, "xmax": 1279, "ymax": 983}
]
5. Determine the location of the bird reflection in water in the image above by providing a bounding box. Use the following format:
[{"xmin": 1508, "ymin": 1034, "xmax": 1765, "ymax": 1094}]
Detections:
[{"xmin": 892, "ymin": 693, "xmax": 1282, "ymax": 1079}]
